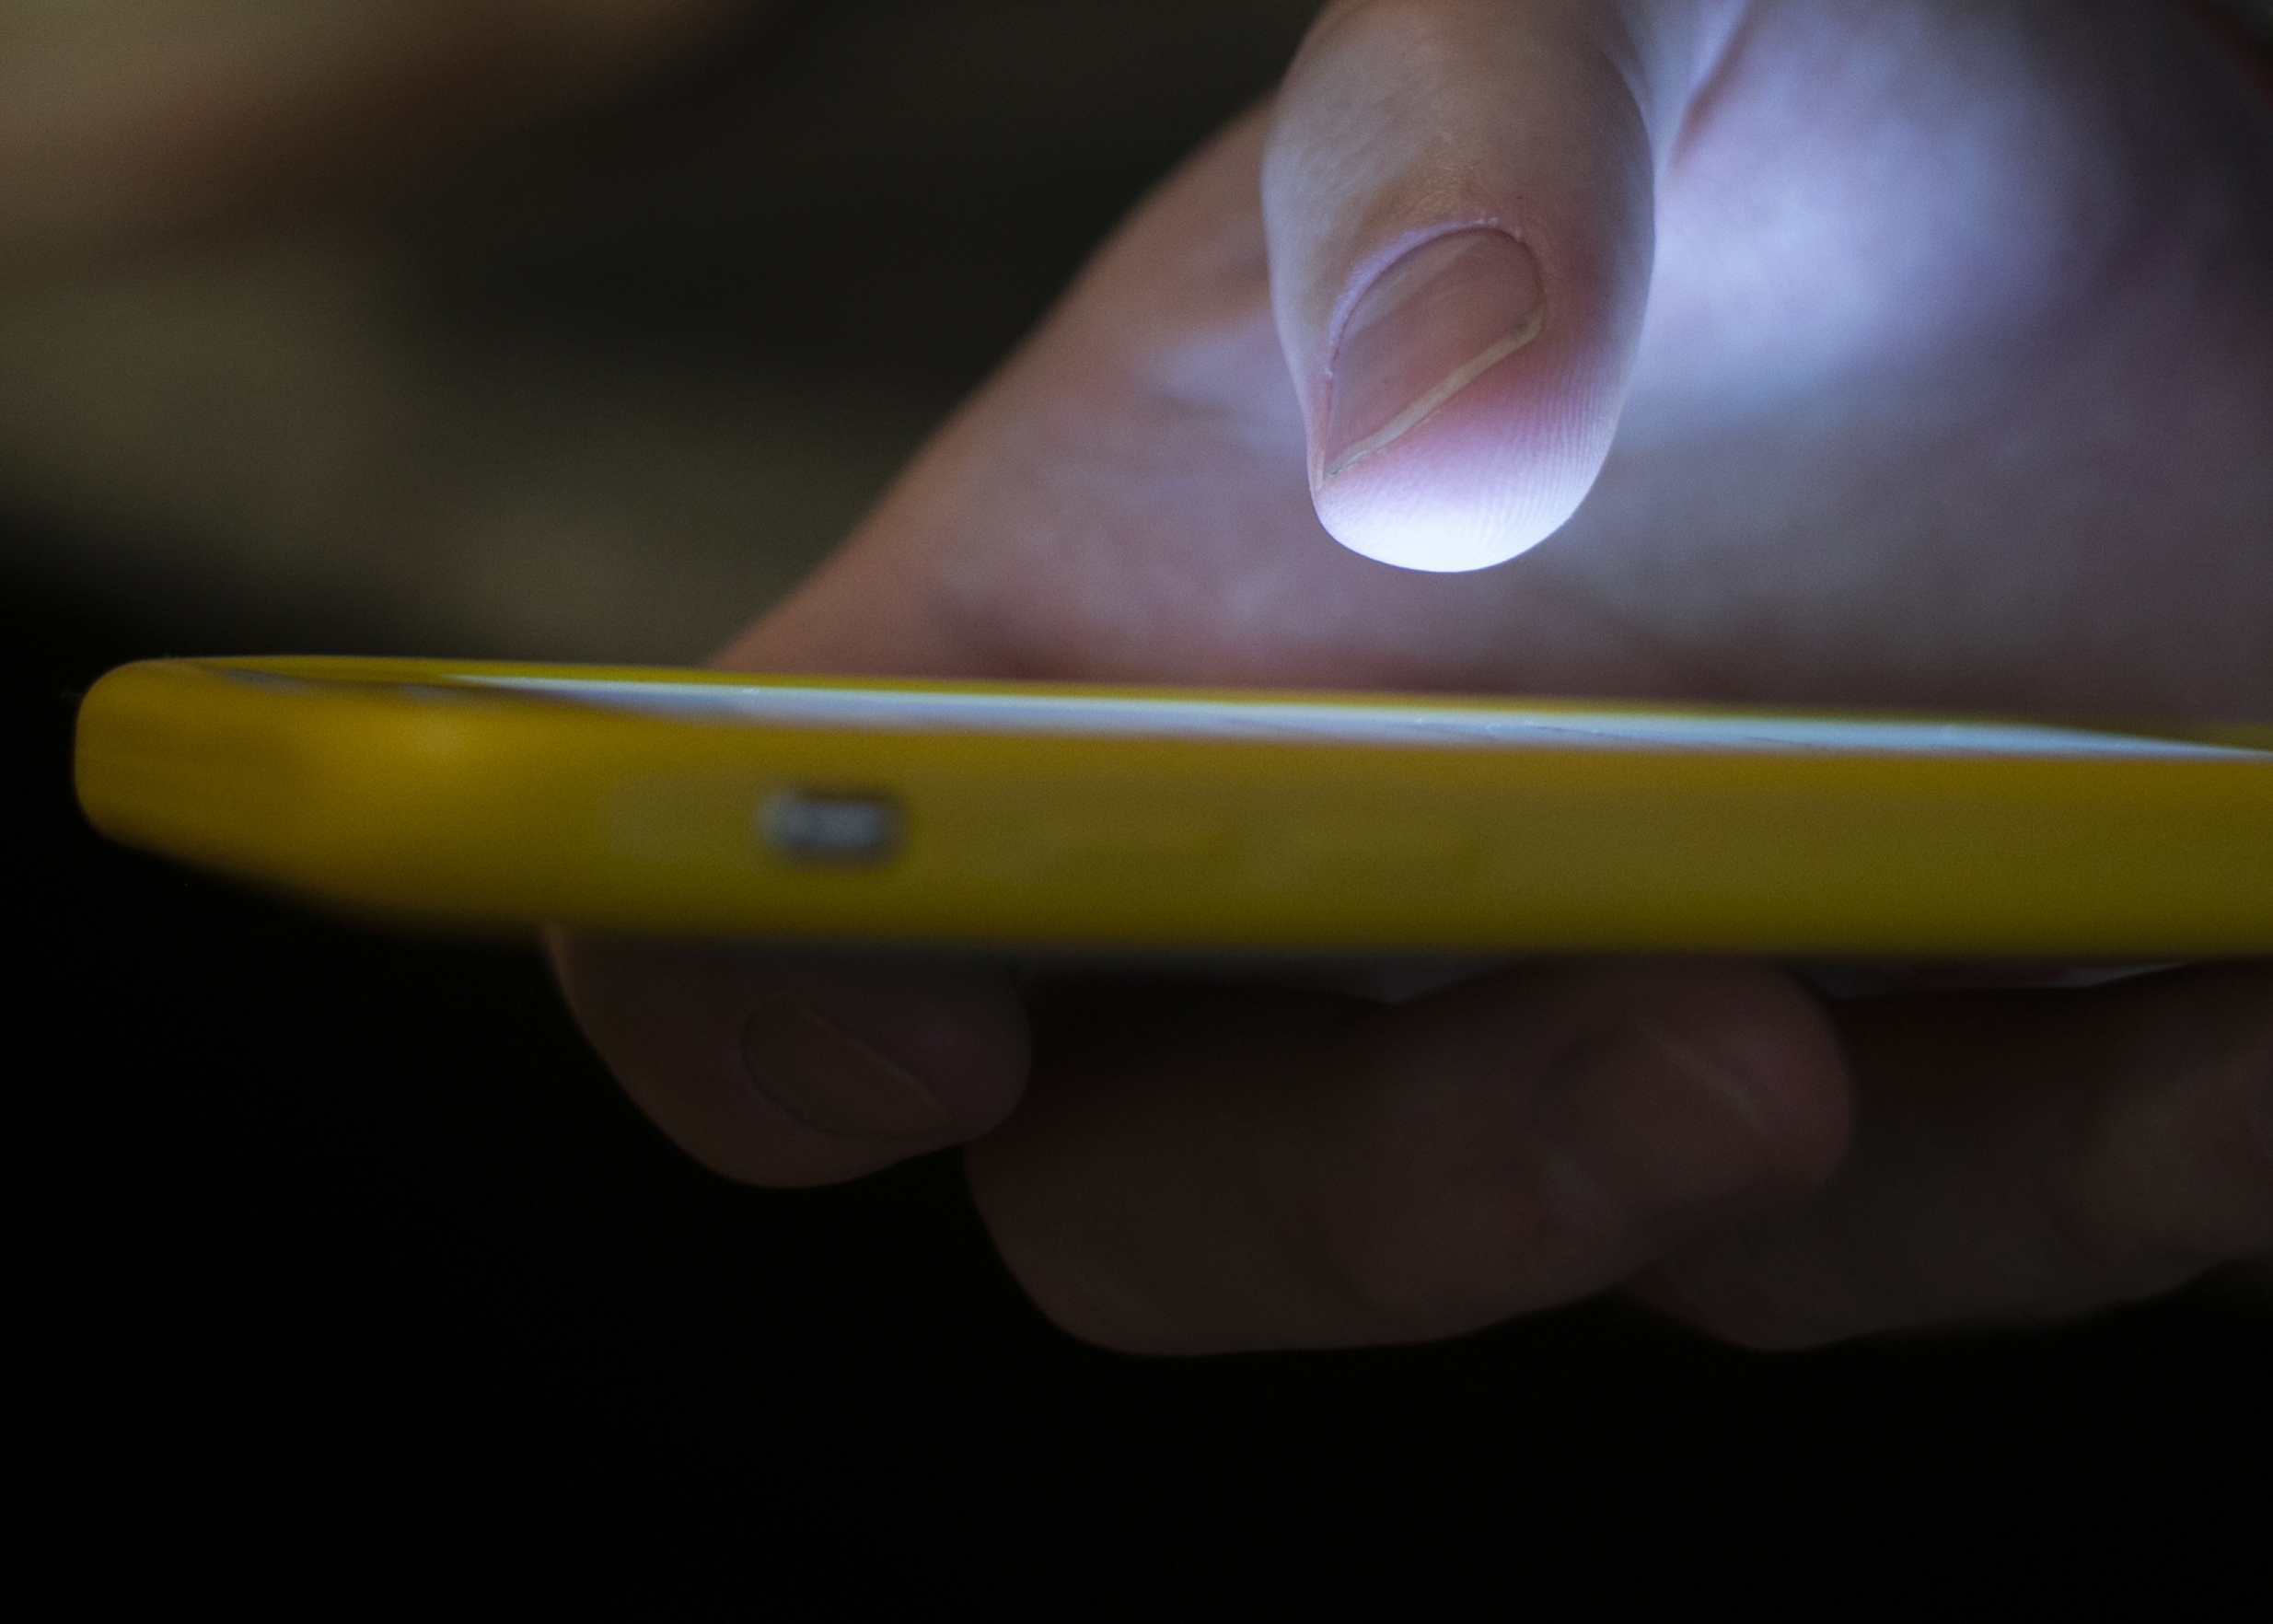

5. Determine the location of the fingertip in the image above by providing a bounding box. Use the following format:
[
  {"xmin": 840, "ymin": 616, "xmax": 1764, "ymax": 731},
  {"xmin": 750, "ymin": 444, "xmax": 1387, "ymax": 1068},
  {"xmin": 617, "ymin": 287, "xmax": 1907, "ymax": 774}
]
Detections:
[
  {"xmin": 1263, "ymin": 0, "xmax": 1677, "ymax": 573},
  {"xmin": 1310, "ymin": 226, "xmax": 1619, "ymax": 573},
  {"xmin": 1635, "ymin": 968, "xmax": 2273, "ymax": 1350},
  {"xmin": 1419, "ymin": 960, "xmax": 1850, "ymax": 1232},
  {"xmin": 548, "ymin": 930, "xmax": 1030, "ymax": 1187},
  {"xmin": 1309, "ymin": 350, "xmax": 1621, "ymax": 572}
]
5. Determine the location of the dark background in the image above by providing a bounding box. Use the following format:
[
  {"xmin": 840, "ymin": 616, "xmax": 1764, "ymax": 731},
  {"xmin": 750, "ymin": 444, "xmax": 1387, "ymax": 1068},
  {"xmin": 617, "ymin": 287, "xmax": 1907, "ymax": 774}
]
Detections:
[{"xmin": 10, "ymin": 0, "xmax": 2268, "ymax": 1560}]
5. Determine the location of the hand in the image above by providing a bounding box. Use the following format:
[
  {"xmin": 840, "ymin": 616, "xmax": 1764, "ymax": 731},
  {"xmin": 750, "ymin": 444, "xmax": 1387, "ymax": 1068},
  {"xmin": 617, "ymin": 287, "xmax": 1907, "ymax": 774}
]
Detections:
[{"xmin": 555, "ymin": 0, "xmax": 2273, "ymax": 1351}]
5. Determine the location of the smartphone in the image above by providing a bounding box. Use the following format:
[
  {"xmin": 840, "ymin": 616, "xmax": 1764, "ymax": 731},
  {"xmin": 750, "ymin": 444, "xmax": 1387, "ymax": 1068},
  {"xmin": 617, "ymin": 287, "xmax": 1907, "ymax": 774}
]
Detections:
[{"xmin": 72, "ymin": 655, "xmax": 2273, "ymax": 957}]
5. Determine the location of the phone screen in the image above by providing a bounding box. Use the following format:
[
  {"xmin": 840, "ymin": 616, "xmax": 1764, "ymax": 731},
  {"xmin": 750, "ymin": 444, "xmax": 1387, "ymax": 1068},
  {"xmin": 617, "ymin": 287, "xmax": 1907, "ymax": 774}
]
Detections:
[{"xmin": 455, "ymin": 673, "xmax": 2262, "ymax": 761}]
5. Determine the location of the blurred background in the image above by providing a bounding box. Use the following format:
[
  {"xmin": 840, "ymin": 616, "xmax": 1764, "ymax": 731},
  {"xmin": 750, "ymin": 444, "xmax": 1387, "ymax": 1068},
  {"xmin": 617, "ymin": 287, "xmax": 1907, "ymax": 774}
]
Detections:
[
  {"xmin": 9, "ymin": 0, "xmax": 2267, "ymax": 1559},
  {"xmin": 1, "ymin": 0, "xmax": 1318, "ymax": 658}
]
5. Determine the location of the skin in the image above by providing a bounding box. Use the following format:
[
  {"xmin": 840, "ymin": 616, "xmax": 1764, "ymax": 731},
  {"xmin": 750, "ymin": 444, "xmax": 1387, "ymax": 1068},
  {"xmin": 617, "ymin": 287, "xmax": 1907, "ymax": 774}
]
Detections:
[{"xmin": 560, "ymin": 0, "xmax": 2273, "ymax": 1353}]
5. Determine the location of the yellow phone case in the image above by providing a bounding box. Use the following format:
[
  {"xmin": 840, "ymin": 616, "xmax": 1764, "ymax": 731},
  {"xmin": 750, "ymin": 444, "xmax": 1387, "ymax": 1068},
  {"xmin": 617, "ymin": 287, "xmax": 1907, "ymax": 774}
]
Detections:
[{"xmin": 73, "ymin": 655, "xmax": 2273, "ymax": 956}]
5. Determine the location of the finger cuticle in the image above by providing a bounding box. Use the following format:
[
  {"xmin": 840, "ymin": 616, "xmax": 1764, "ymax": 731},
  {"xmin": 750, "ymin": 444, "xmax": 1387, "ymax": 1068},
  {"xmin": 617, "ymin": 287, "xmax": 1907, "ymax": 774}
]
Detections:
[{"xmin": 742, "ymin": 994, "xmax": 958, "ymax": 1141}]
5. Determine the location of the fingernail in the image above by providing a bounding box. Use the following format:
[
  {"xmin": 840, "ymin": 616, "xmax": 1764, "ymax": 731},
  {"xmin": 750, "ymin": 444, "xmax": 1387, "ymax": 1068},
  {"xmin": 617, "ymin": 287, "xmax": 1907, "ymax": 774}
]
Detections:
[
  {"xmin": 1323, "ymin": 229, "xmax": 1544, "ymax": 479},
  {"xmin": 743, "ymin": 995, "xmax": 958, "ymax": 1139},
  {"xmin": 1549, "ymin": 1021, "xmax": 1780, "ymax": 1213}
]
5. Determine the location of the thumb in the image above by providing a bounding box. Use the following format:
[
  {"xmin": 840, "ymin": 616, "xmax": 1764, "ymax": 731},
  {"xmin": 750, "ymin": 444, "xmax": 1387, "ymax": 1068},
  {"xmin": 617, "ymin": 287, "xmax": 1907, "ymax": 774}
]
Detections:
[{"xmin": 1262, "ymin": 0, "xmax": 1703, "ymax": 572}]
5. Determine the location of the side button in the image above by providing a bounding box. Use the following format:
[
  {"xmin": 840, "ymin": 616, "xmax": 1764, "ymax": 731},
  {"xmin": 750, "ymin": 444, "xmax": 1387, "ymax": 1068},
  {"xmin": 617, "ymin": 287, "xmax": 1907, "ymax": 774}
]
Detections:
[{"xmin": 759, "ymin": 790, "xmax": 902, "ymax": 866}]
